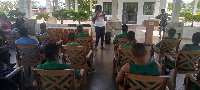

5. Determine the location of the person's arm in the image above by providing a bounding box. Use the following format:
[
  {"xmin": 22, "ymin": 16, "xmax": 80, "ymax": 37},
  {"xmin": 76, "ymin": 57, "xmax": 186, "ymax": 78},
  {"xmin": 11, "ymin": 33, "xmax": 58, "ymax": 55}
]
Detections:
[
  {"xmin": 116, "ymin": 63, "xmax": 130, "ymax": 83},
  {"xmin": 155, "ymin": 15, "xmax": 161, "ymax": 19},
  {"xmin": 92, "ymin": 12, "xmax": 100, "ymax": 23},
  {"xmin": 155, "ymin": 62, "xmax": 162, "ymax": 74}
]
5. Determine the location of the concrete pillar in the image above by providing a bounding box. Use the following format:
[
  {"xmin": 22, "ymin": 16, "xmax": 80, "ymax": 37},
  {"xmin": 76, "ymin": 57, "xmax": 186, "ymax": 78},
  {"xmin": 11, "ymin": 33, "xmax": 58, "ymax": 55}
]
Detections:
[
  {"xmin": 19, "ymin": 0, "xmax": 25, "ymax": 13},
  {"xmin": 27, "ymin": 0, "xmax": 33, "ymax": 18},
  {"xmin": 160, "ymin": 0, "xmax": 167, "ymax": 11},
  {"xmin": 171, "ymin": 0, "xmax": 182, "ymax": 22},
  {"xmin": 154, "ymin": 0, "xmax": 160, "ymax": 17},
  {"xmin": 54, "ymin": 0, "xmax": 58, "ymax": 10},
  {"xmin": 90, "ymin": 0, "xmax": 92, "ymax": 11},
  {"xmin": 46, "ymin": 0, "xmax": 51, "ymax": 13},
  {"xmin": 193, "ymin": 0, "xmax": 198, "ymax": 14},
  {"xmin": 75, "ymin": 0, "xmax": 78, "ymax": 11},
  {"xmin": 112, "ymin": 0, "xmax": 118, "ymax": 21},
  {"xmin": 65, "ymin": 0, "xmax": 70, "ymax": 10}
]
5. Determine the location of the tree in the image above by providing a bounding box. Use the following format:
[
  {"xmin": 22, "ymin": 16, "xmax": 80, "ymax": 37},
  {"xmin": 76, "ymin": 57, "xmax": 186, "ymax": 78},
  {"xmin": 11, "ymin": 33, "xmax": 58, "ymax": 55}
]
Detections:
[
  {"xmin": 52, "ymin": 9, "xmax": 71, "ymax": 24},
  {"xmin": 70, "ymin": 0, "xmax": 97, "ymax": 12},
  {"xmin": 70, "ymin": 10, "xmax": 92, "ymax": 24},
  {"xmin": 36, "ymin": 13, "xmax": 50, "ymax": 21},
  {"xmin": 168, "ymin": 2, "xmax": 173, "ymax": 11},
  {"xmin": 7, "ymin": 10, "xmax": 26, "ymax": 22}
]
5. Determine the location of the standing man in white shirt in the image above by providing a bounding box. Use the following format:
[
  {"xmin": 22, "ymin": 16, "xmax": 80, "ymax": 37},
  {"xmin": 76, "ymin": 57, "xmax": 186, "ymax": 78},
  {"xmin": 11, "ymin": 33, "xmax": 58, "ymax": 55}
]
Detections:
[{"xmin": 92, "ymin": 5, "xmax": 106, "ymax": 50}]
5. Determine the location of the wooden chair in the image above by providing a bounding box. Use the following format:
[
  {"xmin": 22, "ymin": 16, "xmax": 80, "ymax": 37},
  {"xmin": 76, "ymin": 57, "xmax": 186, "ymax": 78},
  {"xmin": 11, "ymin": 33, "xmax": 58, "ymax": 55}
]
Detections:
[
  {"xmin": 33, "ymin": 69, "xmax": 82, "ymax": 90},
  {"xmin": 62, "ymin": 46, "xmax": 92, "ymax": 85},
  {"xmin": 185, "ymin": 73, "xmax": 200, "ymax": 90},
  {"xmin": 163, "ymin": 50, "xmax": 200, "ymax": 89},
  {"xmin": 114, "ymin": 38, "xmax": 127, "ymax": 52},
  {"xmin": 36, "ymin": 35, "xmax": 56, "ymax": 47},
  {"xmin": 5, "ymin": 34, "xmax": 20, "ymax": 50},
  {"xmin": 15, "ymin": 44, "xmax": 42, "ymax": 67},
  {"xmin": 119, "ymin": 73, "xmax": 169, "ymax": 90},
  {"xmin": 153, "ymin": 39, "xmax": 181, "ymax": 63},
  {"xmin": 6, "ymin": 67, "xmax": 25, "ymax": 90}
]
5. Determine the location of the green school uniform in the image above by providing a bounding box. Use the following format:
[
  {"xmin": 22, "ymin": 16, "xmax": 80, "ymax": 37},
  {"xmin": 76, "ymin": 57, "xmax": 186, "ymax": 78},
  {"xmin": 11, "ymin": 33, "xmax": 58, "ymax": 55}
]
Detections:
[
  {"xmin": 156, "ymin": 37, "xmax": 177, "ymax": 46},
  {"xmin": 122, "ymin": 40, "xmax": 138, "ymax": 49},
  {"xmin": 66, "ymin": 42, "xmax": 80, "ymax": 46},
  {"xmin": 113, "ymin": 32, "xmax": 127, "ymax": 44},
  {"xmin": 76, "ymin": 33, "xmax": 90, "ymax": 37}
]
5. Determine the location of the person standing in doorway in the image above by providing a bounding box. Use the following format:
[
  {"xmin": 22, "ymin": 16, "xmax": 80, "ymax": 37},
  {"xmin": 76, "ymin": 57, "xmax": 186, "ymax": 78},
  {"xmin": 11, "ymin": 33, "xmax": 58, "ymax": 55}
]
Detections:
[{"xmin": 92, "ymin": 5, "xmax": 106, "ymax": 50}]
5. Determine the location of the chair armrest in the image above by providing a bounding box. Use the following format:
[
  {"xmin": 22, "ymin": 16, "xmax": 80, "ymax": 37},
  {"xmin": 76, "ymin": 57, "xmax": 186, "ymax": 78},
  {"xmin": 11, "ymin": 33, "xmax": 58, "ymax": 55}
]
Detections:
[
  {"xmin": 86, "ymin": 50, "xmax": 93, "ymax": 59},
  {"xmin": 80, "ymin": 69, "xmax": 84, "ymax": 76},
  {"xmin": 164, "ymin": 53, "xmax": 176, "ymax": 61},
  {"xmin": 6, "ymin": 67, "xmax": 23, "ymax": 79},
  {"xmin": 186, "ymin": 73, "xmax": 200, "ymax": 87}
]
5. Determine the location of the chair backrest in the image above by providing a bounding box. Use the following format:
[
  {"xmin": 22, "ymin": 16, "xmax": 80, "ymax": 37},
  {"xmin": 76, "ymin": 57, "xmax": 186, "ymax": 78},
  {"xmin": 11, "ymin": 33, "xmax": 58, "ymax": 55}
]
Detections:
[
  {"xmin": 62, "ymin": 45, "xmax": 87, "ymax": 69},
  {"xmin": 36, "ymin": 35, "xmax": 56, "ymax": 47},
  {"xmin": 15, "ymin": 44, "xmax": 41, "ymax": 67},
  {"xmin": 5, "ymin": 34, "xmax": 21, "ymax": 49},
  {"xmin": 76, "ymin": 37, "xmax": 93, "ymax": 51},
  {"xmin": 175, "ymin": 50, "xmax": 200, "ymax": 72},
  {"xmin": 124, "ymin": 73, "xmax": 169, "ymax": 90},
  {"xmin": 160, "ymin": 39, "xmax": 181, "ymax": 54},
  {"xmin": 33, "ymin": 69, "xmax": 75, "ymax": 90},
  {"xmin": 116, "ymin": 38, "xmax": 127, "ymax": 45},
  {"xmin": 118, "ymin": 48, "xmax": 134, "ymax": 67}
]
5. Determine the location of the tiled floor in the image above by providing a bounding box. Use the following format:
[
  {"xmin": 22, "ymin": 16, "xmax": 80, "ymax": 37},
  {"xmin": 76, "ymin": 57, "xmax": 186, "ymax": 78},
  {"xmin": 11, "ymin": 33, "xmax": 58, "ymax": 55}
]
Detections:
[{"xmin": 9, "ymin": 30, "xmax": 192, "ymax": 90}]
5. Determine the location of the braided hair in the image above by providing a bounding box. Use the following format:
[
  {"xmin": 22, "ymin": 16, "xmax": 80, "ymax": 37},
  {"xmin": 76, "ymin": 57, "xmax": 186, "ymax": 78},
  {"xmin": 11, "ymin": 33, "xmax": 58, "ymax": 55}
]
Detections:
[{"xmin": 95, "ymin": 5, "xmax": 102, "ymax": 12}]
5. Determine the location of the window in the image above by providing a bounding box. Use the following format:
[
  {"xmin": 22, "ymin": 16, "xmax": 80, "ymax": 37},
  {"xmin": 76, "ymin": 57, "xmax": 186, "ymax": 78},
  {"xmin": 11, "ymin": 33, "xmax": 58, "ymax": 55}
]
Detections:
[
  {"xmin": 103, "ymin": 2, "xmax": 112, "ymax": 15},
  {"xmin": 143, "ymin": 2, "xmax": 155, "ymax": 15}
]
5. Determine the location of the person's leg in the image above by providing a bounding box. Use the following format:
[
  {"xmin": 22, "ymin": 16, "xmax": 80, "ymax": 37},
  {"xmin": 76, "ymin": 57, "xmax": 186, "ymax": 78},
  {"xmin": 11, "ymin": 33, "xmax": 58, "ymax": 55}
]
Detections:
[
  {"xmin": 100, "ymin": 26, "xmax": 105, "ymax": 47},
  {"xmin": 95, "ymin": 26, "xmax": 100, "ymax": 48}
]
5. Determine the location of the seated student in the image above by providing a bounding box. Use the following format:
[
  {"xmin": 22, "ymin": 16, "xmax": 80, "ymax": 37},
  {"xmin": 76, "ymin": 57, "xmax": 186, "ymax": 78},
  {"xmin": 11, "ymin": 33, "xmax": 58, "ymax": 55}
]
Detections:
[
  {"xmin": 116, "ymin": 43, "xmax": 161, "ymax": 84},
  {"xmin": 113, "ymin": 24, "xmax": 128, "ymax": 44},
  {"xmin": 156, "ymin": 28, "xmax": 177, "ymax": 47},
  {"xmin": 182, "ymin": 32, "xmax": 200, "ymax": 50},
  {"xmin": 36, "ymin": 23, "xmax": 48, "ymax": 36},
  {"xmin": 123, "ymin": 31, "xmax": 137, "ymax": 49},
  {"xmin": 0, "ymin": 77, "xmax": 18, "ymax": 90},
  {"xmin": 11, "ymin": 28, "xmax": 19, "ymax": 35},
  {"xmin": 15, "ymin": 27, "xmax": 42, "ymax": 50},
  {"xmin": 76, "ymin": 25, "xmax": 90, "ymax": 37},
  {"xmin": 36, "ymin": 43, "xmax": 81, "ymax": 79},
  {"xmin": 66, "ymin": 32, "xmax": 80, "ymax": 46}
]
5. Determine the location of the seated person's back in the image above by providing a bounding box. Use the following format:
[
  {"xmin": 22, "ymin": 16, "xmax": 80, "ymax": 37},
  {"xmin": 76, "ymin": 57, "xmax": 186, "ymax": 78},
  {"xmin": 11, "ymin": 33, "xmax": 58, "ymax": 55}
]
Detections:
[
  {"xmin": 156, "ymin": 28, "xmax": 177, "ymax": 47},
  {"xmin": 66, "ymin": 32, "xmax": 81, "ymax": 46},
  {"xmin": 15, "ymin": 27, "xmax": 42, "ymax": 50},
  {"xmin": 182, "ymin": 32, "xmax": 200, "ymax": 50},
  {"xmin": 113, "ymin": 24, "xmax": 128, "ymax": 44},
  {"xmin": 36, "ymin": 43, "xmax": 80, "ymax": 79},
  {"xmin": 76, "ymin": 25, "xmax": 90, "ymax": 37},
  {"xmin": 36, "ymin": 23, "xmax": 48, "ymax": 36},
  {"xmin": 116, "ymin": 43, "xmax": 161, "ymax": 83},
  {"xmin": 123, "ymin": 31, "xmax": 137, "ymax": 49}
]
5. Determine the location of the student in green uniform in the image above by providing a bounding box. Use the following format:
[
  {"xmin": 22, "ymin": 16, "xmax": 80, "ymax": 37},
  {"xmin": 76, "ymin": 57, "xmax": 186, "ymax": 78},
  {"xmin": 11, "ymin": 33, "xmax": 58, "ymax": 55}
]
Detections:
[
  {"xmin": 66, "ymin": 32, "xmax": 80, "ymax": 46},
  {"xmin": 123, "ymin": 31, "xmax": 137, "ymax": 49},
  {"xmin": 156, "ymin": 28, "xmax": 177, "ymax": 47},
  {"xmin": 116, "ymin": 43, "xmax": 161, "ymax": 83},
  {"xmin": 113, "ymin": 24, "xmax": 128, "ymax": 44},
  {"xmin": 76, "ymin": 25, "xmax": 90, "ymax": 37},
  {"xmin": 182, "ymin": 32, "xmax": 200, "ymax": 50},
  {"xmin": 36, "ymin": 43, "xmax": 81, "ymax": 79}
]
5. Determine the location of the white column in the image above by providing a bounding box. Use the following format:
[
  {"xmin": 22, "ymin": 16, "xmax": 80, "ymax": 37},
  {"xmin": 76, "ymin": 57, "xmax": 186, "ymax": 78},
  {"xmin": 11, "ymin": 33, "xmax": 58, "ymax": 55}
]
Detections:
[
  {"xmin": 27, "ymin": 0, "xmax": 33, "ymax": 18},
  {"xmin": 90, "ymin": 0, "xmax": 92, "ymax": 11},
  {"xmin": 46, "ymin": 0, "xmax": 51, "ymax": 13},
  {"xmin": 65, "ymin": 0, "xmax": 70, "ymax": 10},
  {"xmin": 19, "ymin": 0, "xmax": 25, "ymax": 13},
  {"xmin": 171, "ymin": 0, "xmax": 182, "ymax": 22},
  {"xmin": 54, "ymin": 0, "xmax": 58, "ymax": 10},
  {"xmin": 154, "ymin": 0, "xmax": 160, "ymax": 17},
  {"xmin": 112, "ymin": 0, "xmax": 118, "ymax": 21},
  {"xmin": 193, "ymin": 0, "xmax": 198, "ymax": 14},
  {"xmin": 160, "ymin": 0, "xmax": 167, "ymax": 11},
  {"xmin": 75, "ymin": 0, "xmax": 78, "ymax": 11}
]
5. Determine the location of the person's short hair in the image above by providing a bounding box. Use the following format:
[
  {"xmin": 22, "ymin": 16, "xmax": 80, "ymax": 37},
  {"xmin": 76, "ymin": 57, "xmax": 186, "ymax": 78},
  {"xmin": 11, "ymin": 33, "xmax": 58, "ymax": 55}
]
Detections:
[
  {"xmin": 192, "ymin": 32, "xmax": 200, "ymax": 44},
  {"xmin": 19, "ymin": 27, "xmax": 28, "ymax": 37},
  {"xmin": 161, "ymin": 9, "xmax": 165, "ymax": 12},
  {"xmin": 127, "ymin": 31, "xmax": 135, "ymax": 41},
  {"xmin": 40, "ymin": 23, "xmax": 46, "ymax": 30},
  {"xmin": 77, "ymin": 25, "xmax": 83, "ymax": 33},
  {"xmin": 44, "ymin": 43, "xmax": 59, "ymax": 60},
  {"xmin": 132, "ymin": 43, "xmax": 146, "ymax": 57},
  {"xmin": 122, "ymin": 24, "xmax": 128, "ymax": 32},
  {"xmin": 68, "ymin": 32, "xmax": 76, "ymax": 41},
  {"xmin": 0, "ymin": 78, "xmax": 18, "ymax": 90},
  {"xmin": 95, "ymin": 5, "xmax": 102, "ymax": 12},
  {"xmin": 168, "ymin": 28, "xmax": 176, "ymax": 37}
]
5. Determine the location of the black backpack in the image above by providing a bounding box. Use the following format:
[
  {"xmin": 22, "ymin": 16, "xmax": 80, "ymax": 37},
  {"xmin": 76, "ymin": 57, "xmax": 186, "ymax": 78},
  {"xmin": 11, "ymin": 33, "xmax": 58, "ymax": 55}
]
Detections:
[{"xmin": 105, "ymin": 32, "xmax": 111, "ymax": 44}]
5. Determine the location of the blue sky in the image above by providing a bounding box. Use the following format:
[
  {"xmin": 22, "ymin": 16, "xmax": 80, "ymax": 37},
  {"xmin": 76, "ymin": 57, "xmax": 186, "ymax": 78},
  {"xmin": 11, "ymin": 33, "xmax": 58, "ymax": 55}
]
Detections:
[{"xmin": 1, "ymin": 0, "xmax": 193, "ymax": 7}]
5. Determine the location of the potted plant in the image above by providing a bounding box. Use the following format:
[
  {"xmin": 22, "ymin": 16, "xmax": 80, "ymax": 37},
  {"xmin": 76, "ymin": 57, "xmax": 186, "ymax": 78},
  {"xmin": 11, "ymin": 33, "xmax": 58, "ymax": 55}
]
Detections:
[
  {"xmin": 70, "ymin": 10, "xmax": 92, "ymax": 24},
  {"xmin": 36, "ymin": 13, "xmax": 50, "ymax": 22},
  {"xmin": 52, "ymin": 9, "xmax": 71, "ymax": 24},
  {"xmin": 7, "ymin": 10, "xmax": 26, "ymax": 22}
]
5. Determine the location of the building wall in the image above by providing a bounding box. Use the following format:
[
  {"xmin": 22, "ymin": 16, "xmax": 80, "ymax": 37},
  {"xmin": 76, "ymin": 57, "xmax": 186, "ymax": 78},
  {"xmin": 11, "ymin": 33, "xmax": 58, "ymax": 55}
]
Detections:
[{"xmin": 98, "ymin": 0, "xmax": 156, "ymax": 25}]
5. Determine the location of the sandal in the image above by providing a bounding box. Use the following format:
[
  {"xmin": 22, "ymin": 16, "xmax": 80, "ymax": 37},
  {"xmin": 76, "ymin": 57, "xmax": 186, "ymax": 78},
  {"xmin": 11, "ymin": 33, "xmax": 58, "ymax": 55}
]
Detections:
[
  {"xmin": 93, "ymin": 47, "xmax": 98, "ymax": 51},
  {"xmin": 100, "ymin": 46, "xmax": 106, "ymax": 50}
]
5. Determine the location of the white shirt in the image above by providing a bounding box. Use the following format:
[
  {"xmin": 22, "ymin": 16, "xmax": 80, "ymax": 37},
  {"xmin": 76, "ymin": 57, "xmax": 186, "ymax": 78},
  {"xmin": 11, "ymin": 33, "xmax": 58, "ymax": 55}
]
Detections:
[{"xmin": 93, "ymin": 12, "xmax": 105, "ymax": 27}]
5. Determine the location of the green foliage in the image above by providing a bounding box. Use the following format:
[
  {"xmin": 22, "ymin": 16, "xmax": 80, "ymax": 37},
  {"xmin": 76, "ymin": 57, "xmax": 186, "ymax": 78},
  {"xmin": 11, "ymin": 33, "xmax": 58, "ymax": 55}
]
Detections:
[
  {"xmin": 0, "ymin": 11, "xmax": 5, "ymax": 19},
  {"xmin": 70, "ymin": 0, "xmax": 97, "ymax": 12},
  {"xmin": 52, "ymin": 9, "xmax": 72, "ymax": 24},
  {"xmin": 180, "ymin": 10, "xmax": 192, "ymax": 17},
  {"xmin": 168, "ymin": 2, "xmax": 173, "ymax": 11},
  {"xmin": 7, "ymin": 10, "xmax": 26, "ymax": 21},
  {"xmin": 70, "ymin": 10, "xmax": 92, "ymax": 24},
  {"xmin": 36, "ymin": 13, "xmax": 50, "ymax": 21},
  {"xmin": 0, "ymin": 1, "xmax": 19, "ymax": 12}
]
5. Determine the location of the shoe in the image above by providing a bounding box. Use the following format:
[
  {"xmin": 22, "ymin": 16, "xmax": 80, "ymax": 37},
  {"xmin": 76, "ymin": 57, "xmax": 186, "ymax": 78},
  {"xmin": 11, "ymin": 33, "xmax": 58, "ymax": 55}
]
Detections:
[
  {"xmin": 100, "ymin": 46, "xmax": 106, "ymax": 50},
  {"xmin": 88, "ymin": 68, "xmax": 96, "ymax": 74},
  {"xmin": 93, "ymin": 47, "xmax": 98, "ymax": 51}
]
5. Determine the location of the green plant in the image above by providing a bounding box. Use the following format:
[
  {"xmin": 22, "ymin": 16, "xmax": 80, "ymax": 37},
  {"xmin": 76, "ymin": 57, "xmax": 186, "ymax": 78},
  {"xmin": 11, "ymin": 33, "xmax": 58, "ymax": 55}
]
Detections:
[
  {"xmin": 36, "ymin": 13, "xmax": 50, "ymax": 21},
  {"xmin": 70, "ymin": 10, "xmax": 92, "ymax": 24},
  {"xmin": 7, "ymin": 10, "xmax": 25, "ymax": 21},
  {"xmin": 0, "ymin": 11, "xmax": 5, "ymax": 19},
  {"xmin": 52, "ymin": 9, "xmax": 71, "ymax": 24}
]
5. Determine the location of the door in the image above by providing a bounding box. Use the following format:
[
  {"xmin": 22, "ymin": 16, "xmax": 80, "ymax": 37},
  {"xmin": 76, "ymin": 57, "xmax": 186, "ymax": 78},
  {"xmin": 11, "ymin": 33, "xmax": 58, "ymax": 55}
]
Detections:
[{"xmin": 122, "ymin": 3, "xmax": 138, "ymax": 24}]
